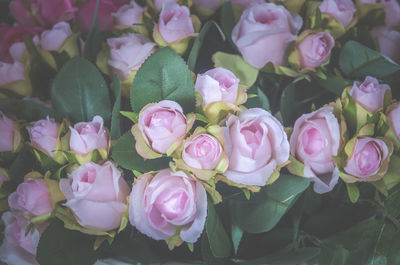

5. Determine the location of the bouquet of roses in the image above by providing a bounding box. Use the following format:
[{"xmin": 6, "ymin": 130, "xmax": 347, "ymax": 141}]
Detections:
[{"xmin": 0, "ymin": 0, "xmax": 400, "ymax": 264}]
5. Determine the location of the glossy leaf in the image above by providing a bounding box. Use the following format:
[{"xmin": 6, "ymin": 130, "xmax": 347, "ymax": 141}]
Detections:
[{"xmin": 110, "ymin": 75, "xmax": 121, "ymax": 140}]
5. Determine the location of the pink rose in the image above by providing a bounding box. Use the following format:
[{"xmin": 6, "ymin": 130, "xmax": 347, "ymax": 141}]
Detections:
[
  {"xmin": 388, "ymin": 103, "xmax": 400, "ymax": 141},
  {"xmin": 112, "ymin": 1, "xmax": 146, "ymax": 27},
  {"xmin": 77, "ymin": 0, "xmax": 128, "ymax": 32},
  {"xmin": 40, "ymin": 21, "xmax": 72, "ymax": 51},
  {"xmin": 154, "ymin": 0, "xmax": 179, "ymax": 12},
  {"xmin": 0, "ymin": 112, "xmax": 14, "ymax": 152},
  {"xmin": 27, "ymin": 117, "xmax": 59, "ymax": 157},
  {"xmin": 0, "ymin": 212, "xmax": 40, "ymax": 265},
  {"xmin": 195, "ymin": 67, "xmax": 239, "ymax": 106},
  {"xmin": 319, "ymin": 0, "xmax": 356, "ymax": 28},
  {"xmin": 182, "ymin": 134, "xmax": 223, "ymax": 170},
  {"xmin": 129, "ymin": 169, "xmax": 207, "ymax": 243},
  {"xmin": 289, "ymin": 107, "xmax": 340, "ymax": 193},
  {"xmin": 344, "ymin": 137, "xmax": 389, "ymax": 178},
  {"xmin": 232, "ymin": 3, "xmax": 303, "ymax": 68},
  {"xmin": 349, "ymin": 76, "xmax": 391, "ymax": 112},
  {"xmin": 137, "ymin": 100, "xmax": 188, "ymax": 154},
  {"xmin": 223, "ymin": 108, "xmax": 290, "ymax": 186},
  {"xmin": 69, "ymin": 116, "xmax": 108, "ymax": 155},
  {"xmin": 383, "ymin": 0, "xmax": 400, "ymax": 27},
  {"xmin": 298, "ymin": 32, "xmax": 335, "ymax": 68},
  {"xmin": 0, "ymin": 61, "xmax": 25, "ymax": 86},
  {"xmin": 370, "ymin": 26, "xmax": 400, "ymax": 63},
  {"xmin": 192, "ymin": 0, "xmax": 221, "ymax": 11},
  {"xmin": 107, "ymin": 34, "xmax": 156, "ymax": 81},
  {"xmin": 59, "ymin": 161, "xmax": 130, "ymax": 231},
  {"xmin": 158, "ymin": 3, "xmax": 195, "ymax": 43},
  {"xmin": 8, "ymin": 178, "xmax": 53, "ymax": 216},
  {"xmin": 9, "ymin": 42, "xmax": 26, "ymax": 62}
]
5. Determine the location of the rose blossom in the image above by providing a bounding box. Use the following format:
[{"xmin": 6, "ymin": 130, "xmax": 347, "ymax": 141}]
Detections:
[
  {"xmin": 319, "ymin": 0, "xmax": 356, "ymax": 28},
  {"xmin": 59, "ymin": 161, "xmax": 130, "ymax": 231},
  {"xmin": 107, "ymin": 34, "xmax": 156, "ymax": 81},
  {"xmin": 383, "ymin": 0, "xmax": 400, "ymax": 27},
  {"xmin": 344, "ymin": 137, "xmax": 389, "ymax": 178},
  {"xmin": 136, "ymin": 100, "xmax": 188, "ymax": 154},
  {"xmin": 370, "ymin": 27, "xmax": 400, "ymax": 63},
  {"xmin": 27, "ymin": 117, "xmax": 60, "ymax": 157},
  {"xmin": 129, "ymin": 169, "xmax": 207, "ymax": 243},
  {"xmin": 195, "ymin": 67, "xmax": 239, "ymax": 106},
  {"xmin": 289, "ymin": 107, "xmax": 340, "ymax": 193},
  {"xmin": 388, "ymin": 103, "xmax": 400, "ymax": 141},
  {"xmin": 349, "ymin": 76, "xmax": 391, "ymax": 112},
  {"xmin": 0, "ymin": 212, "xmax": 40, "ymax": 265},
  {"xmin": 40, "ymin": 21, "xmax": 72, "ymax": 51},
  {"xmin": 232, "ymin": 2, "xmax": 303, "ymax": 68},
  {"xmin": 112, "ymin": 1, "xmax": 146, "ymax": 27},
  {"xmin": 223, "ymin": 108, "xmax": 290, "ymax": 186},
  {"xmin": 154, "ymin": 0, "xmax": 179, "ymax": 12},
  {"xmin": 182, "ymin": 134, "xmax": 223, "ymax": 170},
  {"xmin": 69, "ymin": 116, "xmax": 108, "ymax": 155},
  {"xmin": 0, "ymin": 112, "xmax": 14, "ymax": 152},
  {"xmin": 158, "ymin": 3, "xmax": 195, "ymax": 43},
  {"xmin": 8, "ymin": 178, "xmax": 53, "ymax": 216},
  {"xmin": 0, "ymin": 61, "xmax": 25, "ymax": 86},
  {"xmin": 298, "ymin": 32, "xmax": 335, "ymax": 68}
]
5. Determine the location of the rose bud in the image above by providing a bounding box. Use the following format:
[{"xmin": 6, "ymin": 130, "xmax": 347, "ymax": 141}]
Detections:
[
  {"xmin": 296, "ymin": 32, "xmax": 335, "ymax": 69},
  {"xmin": 382, "ymin": 0, "xmax": 400, "ymax": 28},
  {"xmin": 8, "ymin": 178, "xmax": 53, "ymax": 216},
  {"xmin": 319, "ymin": 0, "xmax": 356, "ymax": 29},
  {"xmin": 59, "ymin": 161, "xmax": 130, "ymax": 232},
  {"xmin": 0, "ymin": 61, "xmax": 28, "ymax": 95},
  {"xmin": 68, "ymin": 115, "xmax": 109, "ymax": 164},
  {"xmin": 107, "ymin": 33, "xmax": 156, "ymax": 96},
  {"xmin": 132, "ymin": 100, "xmax": 195, "ymax": 159},
  {"xmin": 153, "ymin": 3, "xmax": 201, "ymax": 55},
  {"xmin": 232, "ymin": 2, "xmax": 302, "ymax": 68},
  {"xmin": 39, "ymin": 21, "xmax": 72, "ymax": 51},
  {"xmin": 129, "ymin": 169, "xmax": 207, "ymax": 248},
  {"xmin": 174, "ymin": 126, "xmax": 229, "ymax": 180},
  {"xmin": 386, "ymin": 103, "xmax": 400, "ymax": 150},
  {"xmin": 341, "ymin": 137, "xmax": 392, "ymax": 182},
  {"xmin": 288, "ymin": 107, "xmax": 341, "ymax": 193},
  {"xmin": 0, "ymin": 212, "xmax": 42, "ymax": 265},
  {"xmin": 349, "ymin": 76, "xmax": 391, "ymax": 113},
  {"xmin": 154, "ymin": 0, "xmax": 179, "ymax": 12},
  {"xmin": 27, "ymin": 117, "xmax": 60, "ymax": 157},
  {"xmin": 195, "ymin": 67, "xmax": 247, "ymax": 123},
  {"xmin": 370, "ymin": 26, "xmax": 400, "ymax": 63},
  {"xmin": 223, "ymin": 108, "xmax": 290, "ymax": 186},
  {"xmin": 0, "ymin": 112, "xmax": 22, "ymax": 154},
  {"xmin": 112, "ymin": 1, "xmax": 146, "ymax": 30}
]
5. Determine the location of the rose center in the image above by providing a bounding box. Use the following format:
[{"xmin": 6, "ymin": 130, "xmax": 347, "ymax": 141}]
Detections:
[
  {"xmin": 355, "ymin": 141, "xmax": 381, "ymax": 175},
  {"xmin": 254, "ymin": 11, "xmax": 279, "ymax": 25},
  {"xmin": 147, "ymin": 110, "xmax": 175, "ymax": 132},
  {"xmin": 155, "ymin": 189, "xmax": 188, "ymax": 220},
  {"xmin": 78, "ymin": 124, "xmax": 99, "ymax": 134},
  {"xmin": 316, "ymin": 38, "xmax": 328, "ymax": 57},
  {"xmin": 359, "ymin": 81, "xmax": 379, "ymax": 93},
  {"xmin": 302, "ymin": 127, "xmax": 325, "ymax": 156}
]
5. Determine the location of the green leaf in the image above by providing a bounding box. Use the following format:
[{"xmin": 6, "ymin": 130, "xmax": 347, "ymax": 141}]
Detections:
[
  {"xmin": 130, "ymin": 47, "xmax": 195, "ymax": 114},
  {"xmin": 220, "ymin": 1, "xmax": 236, "ymax": 46},
  {"xmin": 51, "ymin": 57, "xmax": 111, "ymax": 123},
  {"xmin": 385, "ymin": 184, "xmax": 400, "ymax": 218},
  {"xmin": 229, "ymin": 174, "xmax": 309, "ymax": 233},
  {"xmin": 346, "ymin": 183, "xmax": 360, "ymax": 203},
  {"xmin": 0, "ymin": 98, "xmax": 54, "ymax": 121},
  {"xmin": 36, "ymin": 219, "xmax": 97, "ymax": 265},
  {"xmin": 111, "ymin": 132, "xmax": 170, "ymax": 172},
  {"xmin": 339, "ymin": 40, "xmax": 400, "ymax": 78},
  {"xmin": 201, "ymin": 234, "xmax": 235, "ymax": 265},
  {"xmin": 9, "ymin": 147, "xmax": 37, "ymax": 184},
  {"xmin": 120, "ymin": 111, "xmax": 138, "ymax": 123},
  {"xmin": 187, "ymin": 20, "xmax": 225, "ymax": 71},
  {"xmin": 231, "ymin": 224, "xmax": 243, "ymax": 256},
  {"xmin": 206, "ymin": 199, "xmax": 232, "ymax": 258},
  {"xmin": 83, "ymin": 0, "xmax": 101, "ymax": 62},
  {"xmin": 111, "ymin": 75, "xmax": 121, "ymax": 140},
  {"xmin": 319, "ymin": 245, "xmax": 350, "ymax": 265}
]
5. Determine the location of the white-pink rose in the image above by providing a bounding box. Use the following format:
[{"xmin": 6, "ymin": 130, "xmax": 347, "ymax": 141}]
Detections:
[
  {"xmin": 112, "ymin": 1, "xmax": 146, "ymax": 27},
  {"xmin": 69, "ymin": 116, "xmax": 108, "ymax": 155},
  {"xmin": 289, "ymin": 107, "xmax": 340, "ymax": 193},
  {"xmin": 232, "ymin": 2, "xmax": 302, "ymax": 68},
  {"xmin": 383, "ymin": 0, "xmax": 400, "ymax": 27},
  {"xmin": 344, "ymin": 137, "xmax": 389, "ymax": 178},
  {"xmin": 370, "ymin": 26, "xmax": 400, "ymax": 63},
  {"xmin": 349, "ymin": 76, "xmax": 391, "ymax": 112},
  {"xmin": 158, "ymin": 3, "xmax": 194, "ymax": 43},
  {"xmin": 388, "ymin": 103, "xmax": 400, "ymax": 141},
  {"xmin": 40, "ymin": 21, "xmax": 72, "ymax": 51},
  {"xmin": 137, "ymin": 100, "xmax": 188, "ymax": 154},
  {"xmin": 195, "ymin": 67, "xmax": 239, "ymax": 106},
  {"xmin": 0, "ymin": 212, "xmax": 40, "ymax": 265},
  {"xmin": 129, "ymin": 169, "xmax": 207, "ymax": 243},
  {"xmin": 8, "ymin": 178, "xmax": 53, "ymax": 216},
  {"xmin": 223, "ymin": 108, "xmax": 290, "ymax": 186},
  {"xmin": 107, "ymin": 33, "xmax": 156, "ymax": 81},
  {"xmin": 298, "ymin": 32, "xmax": 335, "ymax": 68},
  {"xmin": 182, "ymin": 134, "xmax": 223, "ymax": 170},
  {"xmin": 0, "ymin": 61, "xmax": 25, "ymax": 86},
  {"xmin": 27, "ymin": 117, "xmax": 60, "ymax": 157},
  {"xmin": 0, "ymin": 112, "xmax": 14, "ymax": 152},
  {"xmin": 154, "ymin": 0, "xmax": 179, "ymax": 12},
  {"xmin": 59, "ymin": 161, "xmax": 130, "ymax": 231},
  {"xmin": 319, "ymin": 0, "xmax": 356, "ymax": 28}
]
